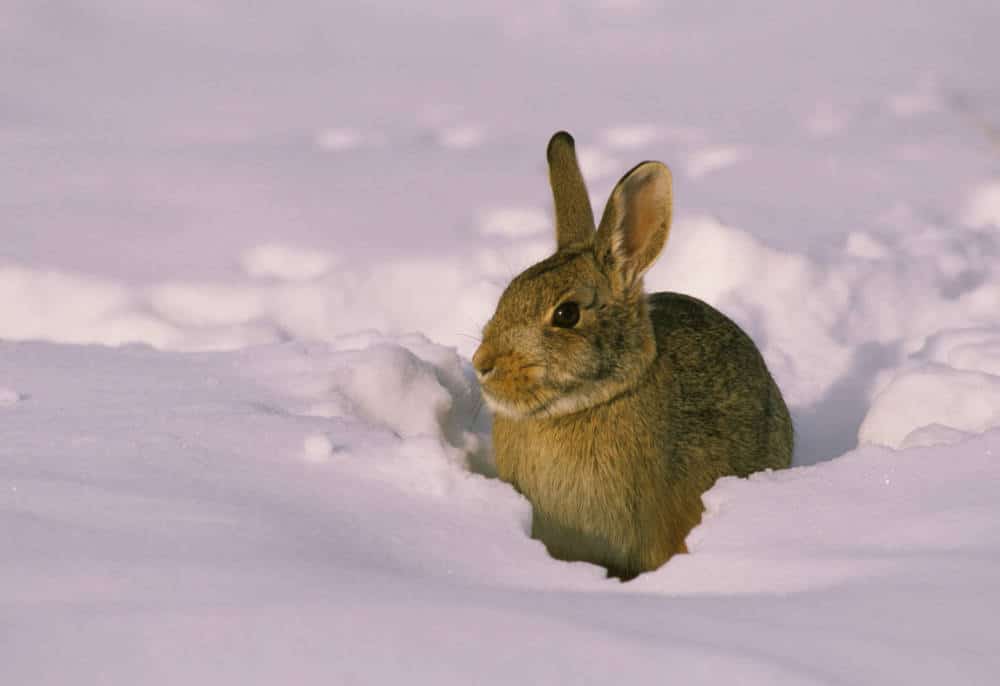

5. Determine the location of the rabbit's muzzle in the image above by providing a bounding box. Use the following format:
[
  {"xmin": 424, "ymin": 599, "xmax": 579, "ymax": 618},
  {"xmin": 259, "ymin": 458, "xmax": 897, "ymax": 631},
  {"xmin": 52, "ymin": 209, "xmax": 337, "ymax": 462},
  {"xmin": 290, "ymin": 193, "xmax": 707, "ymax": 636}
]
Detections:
[
  {"xmin": 472, "ymin": 344, "xmax": 497, "ymax": 380},
  {"xmin": 473, "ymin": 343, "xmax": 547, "ymax": 417}
]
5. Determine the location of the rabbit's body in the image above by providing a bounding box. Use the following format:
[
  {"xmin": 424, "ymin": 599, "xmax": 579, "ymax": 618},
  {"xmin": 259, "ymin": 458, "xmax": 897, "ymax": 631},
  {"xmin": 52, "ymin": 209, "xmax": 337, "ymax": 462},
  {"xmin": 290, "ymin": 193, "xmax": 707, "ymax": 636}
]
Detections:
[
  {"xmin": 474, "ymin": 132, "xmax": 793, "ymax": 580},
  {"xmin": 494, "ymin": 291, "xmax": 792, "ymax": 579}
]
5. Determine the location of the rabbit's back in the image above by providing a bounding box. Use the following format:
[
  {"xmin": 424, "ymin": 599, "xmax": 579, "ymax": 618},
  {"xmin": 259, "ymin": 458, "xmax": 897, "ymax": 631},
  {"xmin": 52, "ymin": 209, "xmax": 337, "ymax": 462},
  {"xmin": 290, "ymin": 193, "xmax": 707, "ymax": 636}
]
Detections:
[{"xmin": 649, "ymin": 291, "xmax": 792, "ymax": 479}]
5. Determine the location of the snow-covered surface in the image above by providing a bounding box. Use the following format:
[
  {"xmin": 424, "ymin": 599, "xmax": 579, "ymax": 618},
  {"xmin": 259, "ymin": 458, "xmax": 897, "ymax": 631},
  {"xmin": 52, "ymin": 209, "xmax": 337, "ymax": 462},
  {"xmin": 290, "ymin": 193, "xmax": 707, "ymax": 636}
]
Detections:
[
  {"xmin": 5, "ymin": 340, "xmax": 1000, "ymax": 684},
  {"xmin": 3, "ymin": 2, "xmax": 1000, "ymax": 683}
]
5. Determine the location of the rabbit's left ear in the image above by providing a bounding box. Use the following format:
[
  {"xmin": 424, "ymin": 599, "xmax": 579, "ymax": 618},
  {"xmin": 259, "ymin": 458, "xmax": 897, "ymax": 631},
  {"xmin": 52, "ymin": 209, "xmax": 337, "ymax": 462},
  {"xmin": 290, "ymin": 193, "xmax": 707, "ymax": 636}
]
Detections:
[
  {"xmin": 547, "ymin": 131, "xmax": 596, "ymax": 249},
  {"xmin": 595, "ymin": 161, "xmax": 672, "ymax": 291}
]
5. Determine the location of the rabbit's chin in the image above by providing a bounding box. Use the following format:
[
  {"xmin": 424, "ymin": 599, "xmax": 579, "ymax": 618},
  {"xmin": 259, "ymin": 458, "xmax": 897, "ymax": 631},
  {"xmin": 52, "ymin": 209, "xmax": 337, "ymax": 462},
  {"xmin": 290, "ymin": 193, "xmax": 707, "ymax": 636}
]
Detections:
[
  {"xmin": 480, "ymin": 382, "xmax": 622, "ymax": 421},
  {"xmin": 483, "ymin": 371, "xmax": 649, "ymax": 421},
  {"xmin": 479, "ymin": 389, "xmax": 545, "ymax": 420}
]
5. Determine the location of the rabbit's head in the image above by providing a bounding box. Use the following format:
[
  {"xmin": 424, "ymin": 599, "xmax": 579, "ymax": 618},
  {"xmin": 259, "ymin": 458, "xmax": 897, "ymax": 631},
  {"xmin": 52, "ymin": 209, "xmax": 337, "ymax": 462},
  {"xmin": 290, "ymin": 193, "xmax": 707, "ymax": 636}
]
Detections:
[{"xmin": 474, "ymin": 132, "xmax": 673, "ymax": 419}]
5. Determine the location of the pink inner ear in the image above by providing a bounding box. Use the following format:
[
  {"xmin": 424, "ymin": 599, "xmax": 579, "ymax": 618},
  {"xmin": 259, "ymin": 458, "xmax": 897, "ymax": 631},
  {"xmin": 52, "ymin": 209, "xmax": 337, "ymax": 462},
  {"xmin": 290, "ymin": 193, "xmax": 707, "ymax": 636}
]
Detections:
[{"xmin": 624, "ymin": 181, "xmax": 659, "ymax": 256}]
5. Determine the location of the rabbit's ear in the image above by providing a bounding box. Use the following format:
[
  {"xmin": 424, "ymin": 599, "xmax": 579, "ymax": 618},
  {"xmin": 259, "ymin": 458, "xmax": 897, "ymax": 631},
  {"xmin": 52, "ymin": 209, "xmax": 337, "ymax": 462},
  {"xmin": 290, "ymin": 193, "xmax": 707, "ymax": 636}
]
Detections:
[
  {"xmin": 595, "ymin": 161, "xmax": 672, "ymax": 290},
  {"xmin": 547, "ymin": 131, "xmax": 596, "ymax": 249}
]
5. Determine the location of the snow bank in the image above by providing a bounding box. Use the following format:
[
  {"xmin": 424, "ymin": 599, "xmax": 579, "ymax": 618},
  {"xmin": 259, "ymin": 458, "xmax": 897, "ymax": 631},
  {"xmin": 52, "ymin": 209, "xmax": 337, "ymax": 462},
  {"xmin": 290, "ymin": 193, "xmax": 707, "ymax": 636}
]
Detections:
[
  {"xmin": 859, "ymin": 328, "xmax": 1000, "ymax": 448},
  {"xmin": 4, "ymin": 184, "xmax": 1000, "ymax": 467},
  {"xmin": 4, "ymin": 340, "xmax": 999, "ymax": 685},
  {"xmin": 635, "ymin": 435, "xmax": 1000, "ymax": 594},
  {"xmin": 0, "ymin": 265, "xmax": 181, "ymax": 348},
  {"xmin": 242, "ymin": 332, "xmax": 493, "ymax": 490},
  {"xmin": 6, "ymin": 200, "xmax": 999, "ymax": 381}
]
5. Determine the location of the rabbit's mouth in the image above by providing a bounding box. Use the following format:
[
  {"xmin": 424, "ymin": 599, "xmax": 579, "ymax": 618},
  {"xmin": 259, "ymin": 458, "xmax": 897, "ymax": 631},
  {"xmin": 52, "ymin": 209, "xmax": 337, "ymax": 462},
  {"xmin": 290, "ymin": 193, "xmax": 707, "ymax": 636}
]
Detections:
[{"xmin": 474, "ymin": 352, "xmax": 553, "ymax": 419}]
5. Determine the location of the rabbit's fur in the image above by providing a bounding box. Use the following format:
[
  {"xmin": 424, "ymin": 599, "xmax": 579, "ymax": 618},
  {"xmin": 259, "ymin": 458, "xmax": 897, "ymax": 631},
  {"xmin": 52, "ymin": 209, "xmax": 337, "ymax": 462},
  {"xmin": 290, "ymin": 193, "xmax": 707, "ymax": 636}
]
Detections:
[{"xmin": 473, "ymin": 131, "xmax": 793, "ymax": 580}]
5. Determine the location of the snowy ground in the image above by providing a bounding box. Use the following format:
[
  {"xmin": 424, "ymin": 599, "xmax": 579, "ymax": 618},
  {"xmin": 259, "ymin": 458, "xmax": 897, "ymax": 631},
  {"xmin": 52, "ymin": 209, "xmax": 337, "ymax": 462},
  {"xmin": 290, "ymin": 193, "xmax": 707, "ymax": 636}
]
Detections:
[{"xmin": 3, "ymin": 2, "xmax": 1000, "ymax": 684}]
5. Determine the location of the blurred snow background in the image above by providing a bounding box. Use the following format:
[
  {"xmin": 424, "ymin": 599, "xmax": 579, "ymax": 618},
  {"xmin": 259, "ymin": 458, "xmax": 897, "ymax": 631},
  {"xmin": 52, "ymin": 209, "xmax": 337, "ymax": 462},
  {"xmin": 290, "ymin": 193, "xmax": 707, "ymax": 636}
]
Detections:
[{"xmin": 3, "ymin": 1, "xmax": 1000, "ymax": 683}]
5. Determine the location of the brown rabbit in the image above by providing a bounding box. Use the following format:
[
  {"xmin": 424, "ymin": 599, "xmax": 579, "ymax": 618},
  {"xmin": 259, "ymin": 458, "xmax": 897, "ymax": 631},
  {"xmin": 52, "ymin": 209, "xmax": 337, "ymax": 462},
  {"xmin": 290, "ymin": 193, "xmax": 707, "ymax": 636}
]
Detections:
[{"xmin": 472, "ymin": 131, "xmax": 793, "ymax": 580}]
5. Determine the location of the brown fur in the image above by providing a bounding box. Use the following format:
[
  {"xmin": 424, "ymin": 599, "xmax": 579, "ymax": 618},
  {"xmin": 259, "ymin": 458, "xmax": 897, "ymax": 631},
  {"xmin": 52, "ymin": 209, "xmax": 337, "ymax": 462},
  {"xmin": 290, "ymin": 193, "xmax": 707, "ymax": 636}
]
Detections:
[{"xmin": 473, "ymin": 132, "xmax": 793, "ymax": 580}]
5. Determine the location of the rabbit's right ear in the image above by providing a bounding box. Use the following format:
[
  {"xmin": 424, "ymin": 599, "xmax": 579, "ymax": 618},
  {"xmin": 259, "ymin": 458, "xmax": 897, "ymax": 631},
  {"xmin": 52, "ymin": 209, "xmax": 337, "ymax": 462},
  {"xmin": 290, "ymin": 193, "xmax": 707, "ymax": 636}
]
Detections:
[
  {"xmin": 547, "ymin": 131, "xmax": 596, "ymax": 249},
  {"xmin": 595, "ymin": 161, "xmax": 672, "ymax": 293}
]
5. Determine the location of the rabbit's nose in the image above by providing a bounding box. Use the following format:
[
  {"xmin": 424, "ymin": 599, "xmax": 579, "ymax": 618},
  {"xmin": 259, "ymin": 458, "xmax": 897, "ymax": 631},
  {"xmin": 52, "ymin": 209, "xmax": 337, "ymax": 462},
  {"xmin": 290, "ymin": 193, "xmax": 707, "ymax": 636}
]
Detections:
[{"xmin": 472, "ymin": 345, "xmax": 496, "ymax": 379}]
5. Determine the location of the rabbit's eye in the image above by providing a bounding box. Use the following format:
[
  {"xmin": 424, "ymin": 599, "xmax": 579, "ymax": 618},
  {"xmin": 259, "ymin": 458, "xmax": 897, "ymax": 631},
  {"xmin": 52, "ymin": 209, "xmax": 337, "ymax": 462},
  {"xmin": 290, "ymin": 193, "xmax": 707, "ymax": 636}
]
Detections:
[{"xmin": 551, "ymin": 301, "xmax": 580, "ymax": 328}]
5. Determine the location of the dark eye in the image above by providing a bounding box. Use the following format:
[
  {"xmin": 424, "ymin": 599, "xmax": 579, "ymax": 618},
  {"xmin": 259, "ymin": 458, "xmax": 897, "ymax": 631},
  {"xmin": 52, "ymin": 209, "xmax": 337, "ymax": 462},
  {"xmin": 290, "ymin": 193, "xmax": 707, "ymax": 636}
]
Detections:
[{"xmin": 551, "ymin": 301, "xmax": 580, "ymax": 328}]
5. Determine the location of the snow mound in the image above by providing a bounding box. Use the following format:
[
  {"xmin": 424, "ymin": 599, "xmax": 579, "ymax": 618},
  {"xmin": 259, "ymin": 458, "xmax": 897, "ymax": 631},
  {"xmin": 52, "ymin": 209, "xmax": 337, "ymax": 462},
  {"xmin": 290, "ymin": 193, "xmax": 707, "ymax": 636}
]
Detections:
[
  {"xmin": 0, "ymin": 264, "xmax": 180, "ymax": 348},
  {"xmin": 243, "ymin": 332, "xmax": 492, "ymax": 492},
  {"xmin": 633, "ymin": 434, "xmax": 1000, "ymax": 594},
  {"xmin": 4, "ymin": 192, "xmax": 1000, "ymax": 468},
  {"xmin": 150, "ymin": 283, "xmax": 267, "ymax": 328},
  {"xmin": 642, "ymin": 207, "xmax": 1000, "ymax": 462},
  {"xmin": 860, "ymin": 328, "xmax": 1000, "ymax": 448}
]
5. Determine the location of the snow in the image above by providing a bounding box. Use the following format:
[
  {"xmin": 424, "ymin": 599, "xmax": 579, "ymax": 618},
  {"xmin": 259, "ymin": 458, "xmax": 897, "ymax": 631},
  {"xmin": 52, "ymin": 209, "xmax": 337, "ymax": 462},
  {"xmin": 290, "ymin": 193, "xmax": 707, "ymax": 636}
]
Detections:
[
  {"xmin": 3, "ymin": 1, "xmax": 1000, "ymax": 683},
  {"xmin": 315, "ymin": 128, "xmax": 369, "ymax": 152},
  {"xmin": 601, "ymin": 124, "xmax": 663, "ymax": 150},
  {"xmin": 240, "ymin": 243, "xmax": 335, "ymax": 282},
  {"xmin": 963, "ymin": 180, "xmax": 1000, "ymax": 229},
  {"xmin": 859, "ymin": 328, "xmax": 1000, "ymax": 449},
  {"xmin": 477, "ymin": 207, "xmax": 550, "ymax": 238},
  {"xmin": 436, "ymin": 123, "xmax": 488, "ymax": 150},
  {"xmin": 5, "ymin": 340, "xmax": 1000, "ymax": 684},
  {"xmin": 0, "ymin": 387, "xmax": 21, "ymax": 407},
  {"xmin": 686, "ymin": 145, "xmax": 751, "ymax": 179}
]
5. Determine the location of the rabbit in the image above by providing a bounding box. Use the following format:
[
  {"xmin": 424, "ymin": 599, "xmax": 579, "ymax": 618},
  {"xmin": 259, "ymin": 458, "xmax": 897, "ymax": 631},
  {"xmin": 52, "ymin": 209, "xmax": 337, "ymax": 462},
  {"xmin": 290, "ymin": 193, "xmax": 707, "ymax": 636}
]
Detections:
[{"xmin": 472, "ymin": 131, "xmax": 793, "ymax": 580}]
